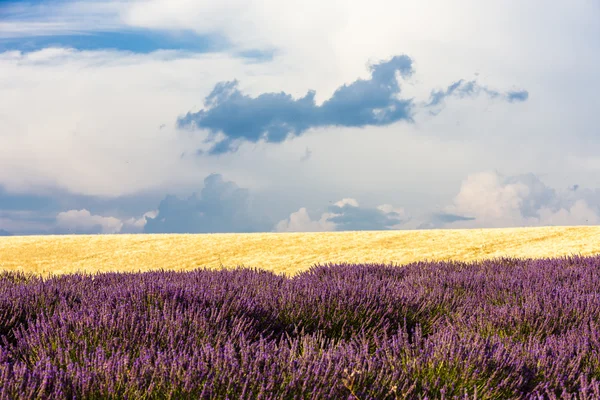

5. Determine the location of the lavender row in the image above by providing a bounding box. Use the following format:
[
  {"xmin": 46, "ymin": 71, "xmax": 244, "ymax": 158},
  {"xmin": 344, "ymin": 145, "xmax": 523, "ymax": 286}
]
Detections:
[{"xmin": 2, "ymin": 254, "xmax": 600, "ymax": 398}]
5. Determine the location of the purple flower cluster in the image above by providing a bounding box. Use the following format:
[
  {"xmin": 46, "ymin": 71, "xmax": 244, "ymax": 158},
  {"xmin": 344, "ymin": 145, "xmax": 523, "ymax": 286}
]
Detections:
[{"xmin": 2, "ymin": 254, "xmax": 600, "ymax": 399}]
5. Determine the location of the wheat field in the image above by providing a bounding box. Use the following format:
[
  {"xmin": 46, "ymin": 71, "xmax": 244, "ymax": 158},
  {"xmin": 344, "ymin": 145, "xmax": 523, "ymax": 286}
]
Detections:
[{"xmin": 1, "ymin": 225, "xmax": 599, "ymax": 278}]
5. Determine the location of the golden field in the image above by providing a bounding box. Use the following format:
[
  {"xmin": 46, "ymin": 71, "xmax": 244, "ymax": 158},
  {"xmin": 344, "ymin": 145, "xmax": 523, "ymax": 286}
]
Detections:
[{"xmin": 1, "ymin": 225, "xmax": 600, "ymax": 278}]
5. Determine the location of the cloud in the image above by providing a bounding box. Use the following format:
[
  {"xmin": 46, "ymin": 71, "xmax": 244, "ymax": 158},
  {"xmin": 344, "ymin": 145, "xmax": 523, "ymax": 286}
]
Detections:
[
  {"xmin": 53, "ymin": 208, "xmax": 158, "ymax": 235},
  {"xmin": 178, "ymin": 55, "xmax": 528, "ymax": 155},
  {"xmin": 274, "ymin": 198, "xmax": 409, "ymax": 232},
  {"xmin": 273, "ymin": 171, "xmax": 600, "ymax": 233},
  {"xmin": 430, "ymin": 171, "xmax": 600, "ymax": 229},
  {"xmin": 1, "ymin": 0, "xmax": 597, "ymax": 239},
  {"xmin": 430, "ymin": 212, "xmax": 476, "ymax": 224},
  {"xmin": 300, "ymin": 147, "xmax": 312, "ymax": 162},
  {"xmin": 0, "ymin": 47, "xmax": 277, "ymax": 198},
  {"xmin": 0, "ymin": 1, "xmax": 124, "ymax": 38},
  {"xmin": 425, "ymin": 79, "xmax": 528, "ymax": 114},
  {"xmin": 274, "ymin": 207, "xmax": 337, "ymax": 232},
  {"xmin": 55, "ymin": 209, "xmax": 124, "ymax": 234},
  {"xmin": 0, "ymin": 185, "xmax": 59, "ymax": 211},
  {"xmin": 447, "ymin": 171, "xmax": 555, "ymax": 224},
  {"xmin": 143, "ymin": 173, "xmax": 273, "ymax": 233},
  {"xmin": 0, "ymin": 180, "xmax": 172, "ymax": 234},
  {"xmin": 0, "ymin": 1, "xmax": 276, "ymax": 57},
  {"xmin": 506, "ymin": 90, "xmax": 529, "ymax": 102},
  {"xmin": 0, "ymin": 229, "xmax": 12, "ymax": 236},
  {"xmin": 177, "ymin": 55, "xmax": 414, "ymax": 155},
  {"xmin": 7, "ymin": 167, "xmax": 600, "ymax": 235},
  {"xmin": 326, "ymin": 200, "xmax": 406, "ymax": 231},
  {"xmin": 0, "ymin": 210, "xmax": 57, "ymax": 236},
  {"xmin": 119, "ymin": 210, "xmax": 158, "ymax": 233}
]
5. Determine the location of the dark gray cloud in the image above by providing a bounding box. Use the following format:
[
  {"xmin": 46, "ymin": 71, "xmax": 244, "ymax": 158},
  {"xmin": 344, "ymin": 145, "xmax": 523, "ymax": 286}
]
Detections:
[
  {"xmin": 178, "ymin": 55, "xmax": 415, "ymax": 155},
  {"xmin": 0, "ymin": 186, "xmax": 58, "ymax": 212},
  {"xmin": 274, "ymin": 199, "xmax": 410, "ymax": 232},
  {"xmin": 144, "ymin": 173, "xmax": 273, "ymax": 233},
  {"xmin": 431, "ymin": 212, "xmax": 476, "ymax": 224},
  {"xmin": 234, "ymin": 48, "xmax": 278, "ymax": 64},
  {"xmin": 415, "ymin": 222, "xmax": 436, "ymax": 230},
  {"xmin": 0, "ymin": 184, "xmax": 163, "ymax": 218},
  {"xmin": 177, "ymin": 54, "xmax": 528, "ymax": 155},
  {"xmin": 325, "ymin": 203, "xmax": 406, "ymax": 231},
  {"xmin": 0, "ymin": 210, "xmax": 58, "ymax": 236},
  {"xmin": 0, "ymin": 183, "xmax": 166, "ymax": 235},
  {"xmin": 412, "ymin": 213, "xmax": 475, "ymax": 230},
  {"xmin": 0, "ymin": 229, "xmax": 12, "ymax": 236},
  {"xmin": 0, "ymin": 186, "xmax": 66, "ymax": 235}
]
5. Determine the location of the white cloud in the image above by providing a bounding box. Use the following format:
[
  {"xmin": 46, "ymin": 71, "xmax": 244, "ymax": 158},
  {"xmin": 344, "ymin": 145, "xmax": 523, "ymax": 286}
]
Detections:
[
  {"xmin": 376, "ymin": 204, "xmax": 407, "ymax": 217},
  {"xmin": 275, "ymin": 198, "xmax": 409, "ymax": 232},
  {"xmin": 334, "ymin": 198, "xmax": 359, "ymax": 208},
  {"xmin": 274, "ymin": 207, "xmax": 337, "ymax": 232},
  {"xmin": 122, "ymin": 210, "xmax": 159, "ymax": 231},
  {"xmin": 55, "ymin": 209, "xmax": 158, "ymax": 234},
  {"xmin": 56, "ymin": 209, "xmax": 124, "ymax": 234},
  {"xmin": 439, "ymin": 171, "xmax": 600, "ymax": 229},
  {"xmin": 537, "ymin": 199, "xmax": 600, "ymax": 227},
  {"xmin": 448, "ymin": 171, "xmax": 528, "ymax": 222},
  {"xmin": 0, "ymin": 49, "xmax": 286, "ymax": 196}
]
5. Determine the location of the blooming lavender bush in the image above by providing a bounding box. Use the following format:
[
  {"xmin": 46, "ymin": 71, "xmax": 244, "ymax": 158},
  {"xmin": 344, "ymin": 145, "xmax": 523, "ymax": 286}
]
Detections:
[{"xmin": 3, "ymin": 254, "xmax": 600, "ymax": 399}]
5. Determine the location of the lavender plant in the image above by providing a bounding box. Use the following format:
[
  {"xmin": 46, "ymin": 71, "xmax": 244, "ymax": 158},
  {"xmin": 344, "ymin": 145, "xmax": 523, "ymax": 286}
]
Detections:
[{"xmin": 2, "ymin": 255, "xmax": 600, "ymax": 399}]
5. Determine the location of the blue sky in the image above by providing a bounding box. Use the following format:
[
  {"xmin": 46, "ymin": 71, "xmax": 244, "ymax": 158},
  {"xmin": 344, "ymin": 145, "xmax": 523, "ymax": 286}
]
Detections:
[
  {"xmin": 0, "ymin": 0, "xmax": 599, "ymax": 235},
  {"xmin": 0, "ymin": 29, "xmax": 225, "ymax": 53}
]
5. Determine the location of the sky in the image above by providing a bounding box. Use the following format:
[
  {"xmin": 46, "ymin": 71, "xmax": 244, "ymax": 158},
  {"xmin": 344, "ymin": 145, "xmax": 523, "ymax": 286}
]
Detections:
[{"xmin": 0, "ymin": 0, "xmax": 599, "ymax": 236}]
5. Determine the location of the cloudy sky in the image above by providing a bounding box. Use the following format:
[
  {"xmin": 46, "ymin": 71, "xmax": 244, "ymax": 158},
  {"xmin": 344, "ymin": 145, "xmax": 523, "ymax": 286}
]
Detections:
[{"xmin": 0, "ymin": 0, "xmax": 599, "ymax": 236}]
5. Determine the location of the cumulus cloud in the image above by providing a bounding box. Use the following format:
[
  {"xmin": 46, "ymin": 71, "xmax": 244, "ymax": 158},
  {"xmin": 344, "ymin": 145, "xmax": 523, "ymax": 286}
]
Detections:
[
  {"xmin": 428, "ymin": 171, "xmax": 600, "ymax": 229},
  {"xmin": 178, "ymin": 55, "xmax": 414, "ymax": 154},
  {"xmin": 55, "ymin": 209, "xmax": 124, "ymax": 234},
  {"xmin": 144, "ymin": 173, "xmax": 273, "ymax": 233},
  {"xmin": 13, "ymin": 169, "xmax": 600, "ymax": 235},
  {"xmin": 536, "ymin": 199, "xmax": 600, "ymax": 226},
  {"xmin": 0, "ymin": 180, "xmax": 171, "ymax": 235},
  {"xmin": 274, "ymin": 198, "xmax": 409, "ymax": 232},
  {"xmin": 274, "ymin": 171, "xmax": 600, "ymax": 233},
  {"xmin": 274, "ymin": 207, "xmax": 337, "ymax": 232},
  {"xmin": 120, "ymin": 210, "xmax": 159, "ymax": 233},
  {"xmin": 178, "ymin": 55, "xmax": 528, "ymax": 155},
  {"xmin": 54, "ymin": 209, "xmax": 158, "ymax": 234}
]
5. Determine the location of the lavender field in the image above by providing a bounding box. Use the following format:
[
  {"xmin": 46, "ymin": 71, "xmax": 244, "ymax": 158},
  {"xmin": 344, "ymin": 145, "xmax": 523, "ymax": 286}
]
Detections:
[{"xmin": 2, "ymin": 254, "xmax": 600, "ymax": 399}]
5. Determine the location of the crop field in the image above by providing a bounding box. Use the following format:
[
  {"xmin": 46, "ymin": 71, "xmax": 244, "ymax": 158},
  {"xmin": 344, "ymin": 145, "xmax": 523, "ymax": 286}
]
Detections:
[
  {"xmin": 2, "ymin": 225, "xmax": 600, "ymax": 278},
  {"xmin": 2, "ymin": 226, "xmax": 600, "ymax": 399}
]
